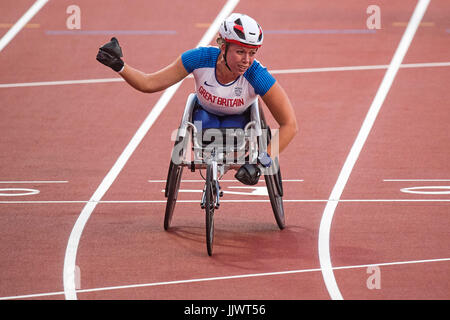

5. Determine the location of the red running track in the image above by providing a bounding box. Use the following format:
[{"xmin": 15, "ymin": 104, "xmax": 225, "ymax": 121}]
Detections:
[{"xmin": 0, "ymin": 0, "xmax": 449, "ymax": 300}]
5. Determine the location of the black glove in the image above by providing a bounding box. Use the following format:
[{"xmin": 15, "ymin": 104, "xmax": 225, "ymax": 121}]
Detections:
[
  {"xmin": 235, "ymin": 152, "xmax": 273, "ymax": 185},
  {"xmin": 235, "ymin": 164, "xmax": 261, "ymax": 185},
  {"xmin": 96, "ymin": 37, "xmax": 124, "ymax": 72}
]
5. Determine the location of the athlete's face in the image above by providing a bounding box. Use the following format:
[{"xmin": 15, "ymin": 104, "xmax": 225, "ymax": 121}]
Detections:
[{"xmin": 223, "ymin": 43, "xmax": 258, "ymax": 75}]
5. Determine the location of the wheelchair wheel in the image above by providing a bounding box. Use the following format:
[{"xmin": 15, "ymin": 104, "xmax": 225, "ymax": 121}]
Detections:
[
  {"xmin": 258, "ymin": 104, "xmax": 286, "ymax": 229},
  {"xmin": 164, "ymin": 135, "xmax": 188, "ymax": 230},
  {"xmin": 265, "ymin": 163, "xmax": 285, "ymax": 230},
  {"xmin": 205, "ymin": 163, "xmax": 215, "ymax": 256},
  {"xmin": 164, "ymin": 160, "xmax": 183, "ymax": 230}
]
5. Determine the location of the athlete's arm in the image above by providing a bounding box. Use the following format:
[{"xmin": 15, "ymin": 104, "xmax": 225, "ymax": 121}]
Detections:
[
  {"xmin": 119, "ymin": 57, "xmax": 188, "ymax": 93},
  {"xmin": 261, "ymin": 81, "xmax": 298, "ymax": 158}
]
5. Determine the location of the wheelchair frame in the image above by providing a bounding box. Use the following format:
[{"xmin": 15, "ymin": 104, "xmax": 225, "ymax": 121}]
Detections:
[{"xmin": 164, "ymin": 93, "xmax": 285, "ymax": 256}]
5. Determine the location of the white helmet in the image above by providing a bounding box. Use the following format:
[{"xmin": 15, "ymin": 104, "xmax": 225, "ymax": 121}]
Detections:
[{"xmin": 219, "ymin": 13, "xmax": 263, "ymax": 48}]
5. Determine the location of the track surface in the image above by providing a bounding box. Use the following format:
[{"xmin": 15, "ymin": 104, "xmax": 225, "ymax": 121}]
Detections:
[{"xmin": 0, "ymin": 0, "xmax": 449, "ymax": 300}]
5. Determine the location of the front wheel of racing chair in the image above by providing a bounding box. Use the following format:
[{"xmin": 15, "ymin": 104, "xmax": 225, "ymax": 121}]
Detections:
[
  {"xmin": 258, "ymin": 103, "xmax": 285, "ymax": 230},
  {"xmin": 204, "ymin": 162, "xmax": 218, "ymax": 256}
]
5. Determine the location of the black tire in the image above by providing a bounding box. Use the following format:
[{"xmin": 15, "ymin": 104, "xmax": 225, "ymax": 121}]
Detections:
[
  {"xmin": 258, "ymin": 104, "xmax": 285, "ymax": 229},
  {"xmin": 265, "ymin": 166, "xmax": 285, "ymax": 229},
  {"xmin": 164, "ymin": 161, "xmax": 183, "ymax": 230},
  {"xmin": 164, "ymin": 135, "xmax": 187, "ymax": 230},
  {"xmin": 205, "ymin": 164, "xmax": 215, "ymax": 256}
]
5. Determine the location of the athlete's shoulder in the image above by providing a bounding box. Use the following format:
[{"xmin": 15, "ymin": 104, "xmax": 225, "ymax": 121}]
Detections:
[
  {"xmin": 181, "ymin": 46, "xmax": 220, "ymax": 73},
  {"xmin": 244, "ymin": 60, "xmax": 276, "ymax": 96}
]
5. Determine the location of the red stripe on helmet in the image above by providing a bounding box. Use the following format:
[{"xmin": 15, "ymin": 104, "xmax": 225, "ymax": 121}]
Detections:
[
  {"xmin": 233, "ymin": 24, "xmax": 244, "ymax": 33},
  {"xmin": 224, "ymin": 38, "xmax": 261, "ymax": 48}
]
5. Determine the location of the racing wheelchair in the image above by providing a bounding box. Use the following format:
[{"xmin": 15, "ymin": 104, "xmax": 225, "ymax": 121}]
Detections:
[{"xmin": 164, "ymin": 93, "xmax": 284, "ymax": 256}]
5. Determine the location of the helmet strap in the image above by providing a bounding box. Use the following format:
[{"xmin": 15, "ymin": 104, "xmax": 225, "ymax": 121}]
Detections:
[{"xmin": 223, "ymin": 43, "xmax": 232, "ymax": 72}]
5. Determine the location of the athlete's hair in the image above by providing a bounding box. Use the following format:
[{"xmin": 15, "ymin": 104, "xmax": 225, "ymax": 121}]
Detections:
[{"xmin": 216, "ymin": 35, "xmax": 226, "ymax": 47}]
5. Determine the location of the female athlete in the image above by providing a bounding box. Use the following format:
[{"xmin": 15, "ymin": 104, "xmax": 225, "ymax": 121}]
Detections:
[{"xmin": 96, "ymin": 13, "xmax": 298, "ymax": 185}]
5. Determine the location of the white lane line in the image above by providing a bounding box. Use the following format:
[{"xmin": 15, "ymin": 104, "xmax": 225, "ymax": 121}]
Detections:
[
  {"xmin": 0, "ymin": 78, "xmax": 124, "ymax": 88},
  {"xmin": 0, "ymin": 181, "xmax": 68, "ymax": 184},
  {"xmin": 271, "ymin": 61, "xmax": 450, "ymax": 74},
  {"xmin": 384, "ymin": 179, "xmax": 450, "ymax": 182},
  {"xmin": 317, "ymin": 0, "xmax": 431, "ymax": 301},
  {"xmin": 2, "ymin": 62, "xmax": 450, "ymax": 88},
  {"xmin": 2, "ymin": 198, "xmax": 450, "ymax": 204},
  {"xmin": 0, "ymin": 188, "xmax": 40, "ymax": 196},
  {"xmin": 400, "ymin": 186, "xmax": 450, "ymax": 195},
  {"xmin": 0, "ymin": 0, "xmax": 49, "ymax": 52},
  {"xmin": 62, "ymin": 0, "xmax": 241, "ymax": 300},
  {"xmin": 2, "ymin": 256, "xmax": 449, "ymax": 300}
]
